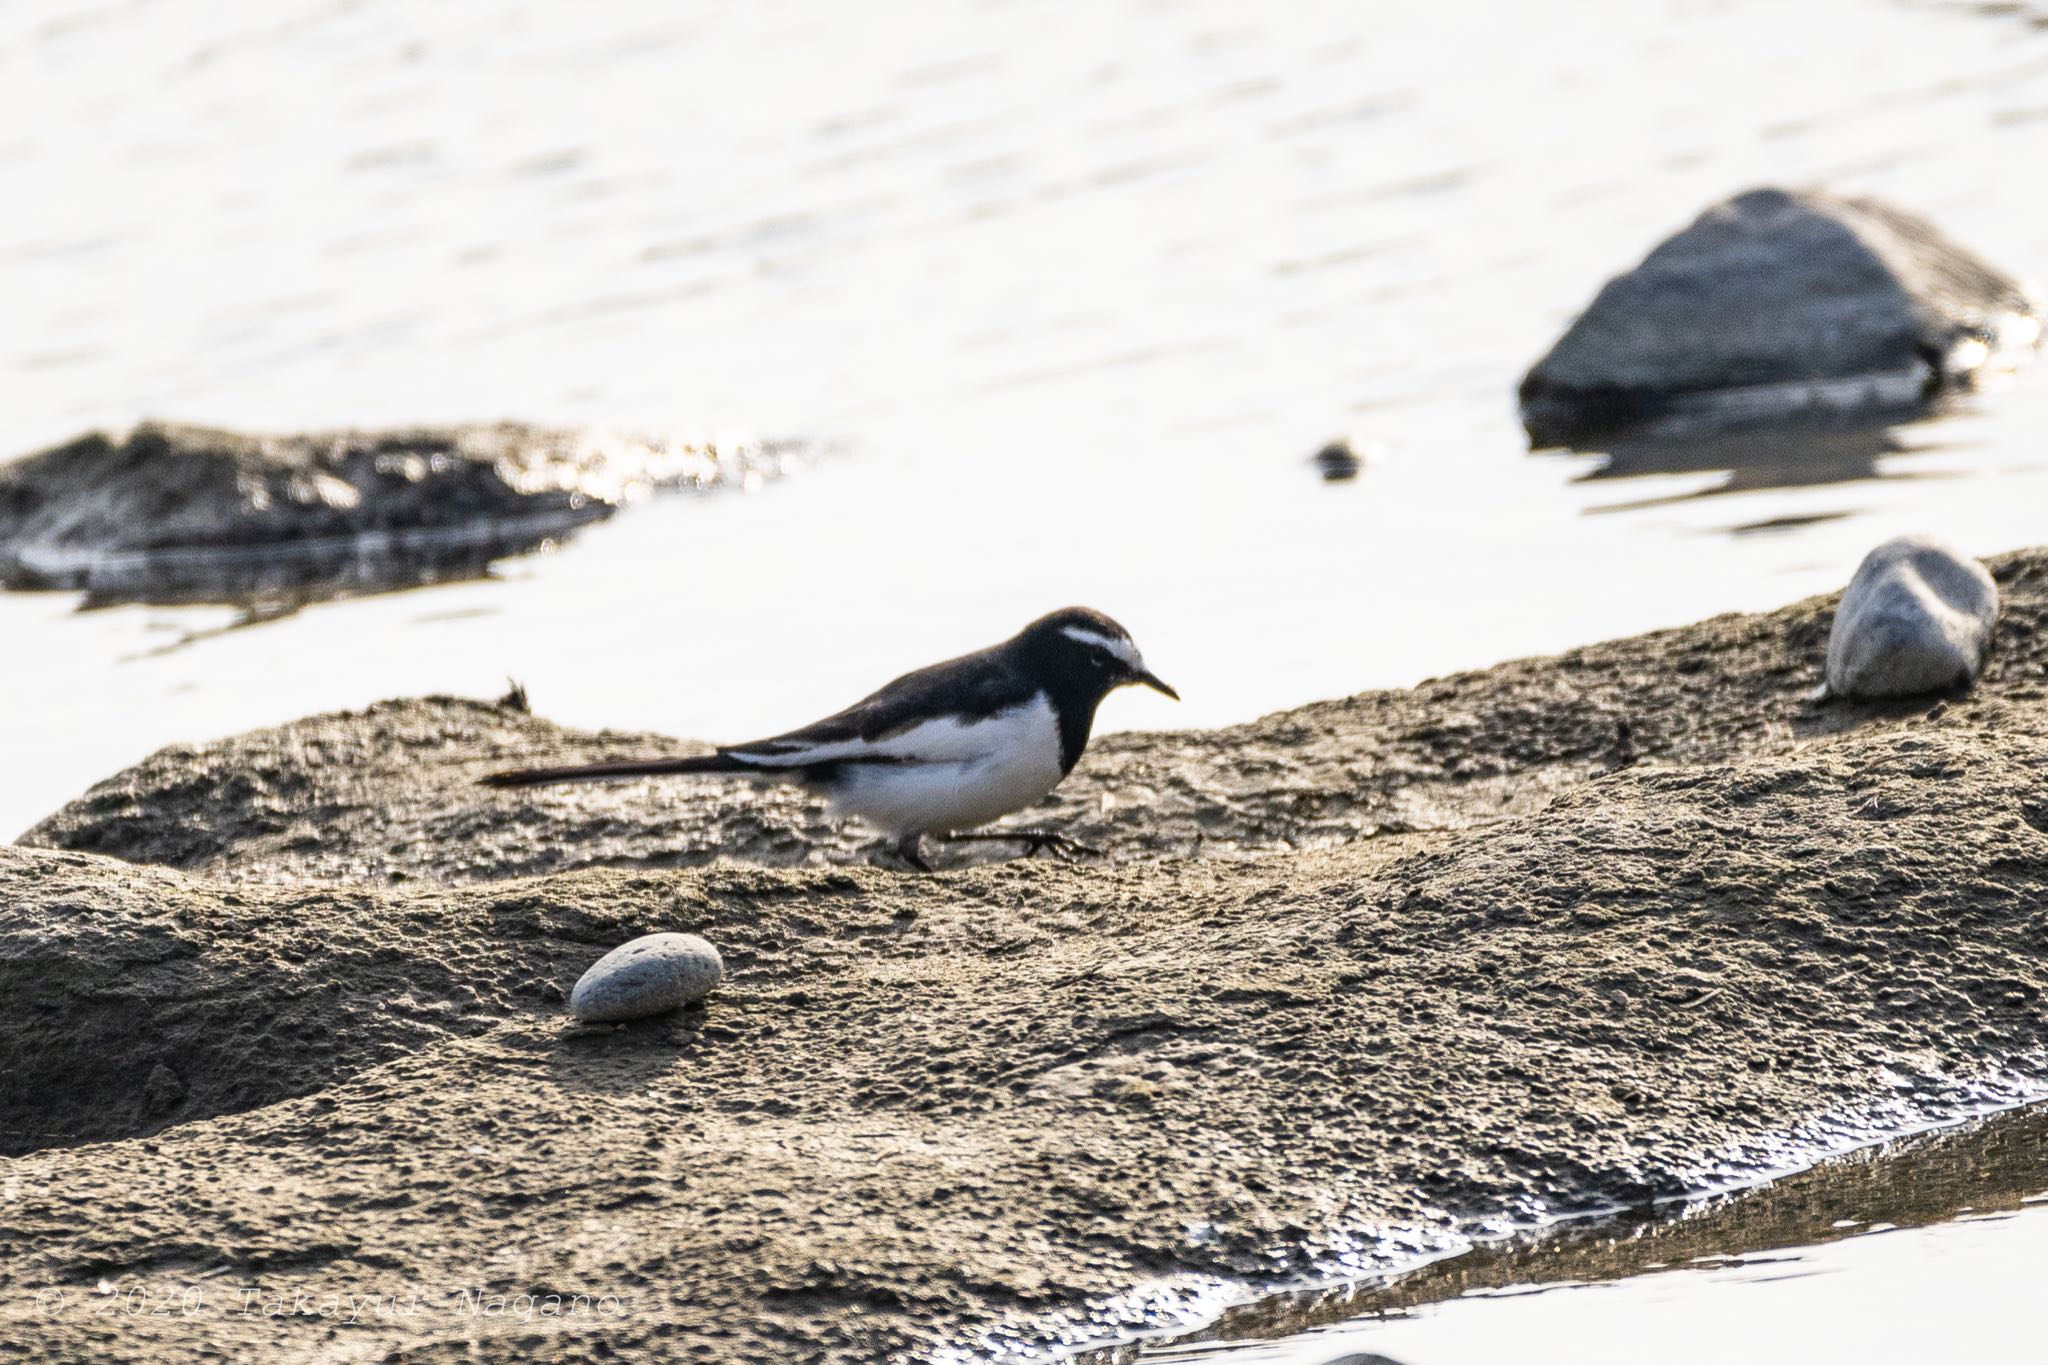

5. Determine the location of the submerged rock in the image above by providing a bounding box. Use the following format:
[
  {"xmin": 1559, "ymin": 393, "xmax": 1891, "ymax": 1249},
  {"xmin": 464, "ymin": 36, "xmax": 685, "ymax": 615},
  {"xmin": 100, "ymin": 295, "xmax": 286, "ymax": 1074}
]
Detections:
[
  {"xmin": 7, "ymin": 550, "xmax": 2048, "ymax": 1362},
  {"xmin": 0, "ymin": 420, "xmax": 800, "ymax": 606},
  {"xmin": 570, "ymin": 932, "xmax": 724, "ymax": 1022},
  {"xmin": 1521, "ymin": 188, "xmax": 2039, "ymax": 446},
  {"xmin": 1313, "ymin": 438, "xmax": 1365, "ymax": 482},
  {"xmin": 1825, "ymin": 535, "xmax": 1999, "ymax": 700}
]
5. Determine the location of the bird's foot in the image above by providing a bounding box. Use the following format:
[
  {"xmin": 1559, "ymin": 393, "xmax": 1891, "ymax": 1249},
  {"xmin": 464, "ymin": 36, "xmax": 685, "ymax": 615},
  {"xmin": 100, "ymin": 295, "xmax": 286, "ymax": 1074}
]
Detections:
[
  {"xmin": 893, "ymin": 834, "xmax": 934, "ymax": 873},
  {"xmin": 1020, "ymin": 830, "xmax": 1100, "ymax": 862},
  {"xmin": 938, "ymin": 829, "xmax": 1101, "ymax": 862}
]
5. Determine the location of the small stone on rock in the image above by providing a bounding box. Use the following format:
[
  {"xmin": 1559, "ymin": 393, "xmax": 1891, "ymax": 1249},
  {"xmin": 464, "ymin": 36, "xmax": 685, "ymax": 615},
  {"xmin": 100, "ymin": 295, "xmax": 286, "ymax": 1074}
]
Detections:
[
  {"xmin": 1825, "ymin": 534, "xmax": 1999, "ymax": 700},
  {"xmin": 570, "ymin": 932, "xmax": 724, "ymax": 1023}
]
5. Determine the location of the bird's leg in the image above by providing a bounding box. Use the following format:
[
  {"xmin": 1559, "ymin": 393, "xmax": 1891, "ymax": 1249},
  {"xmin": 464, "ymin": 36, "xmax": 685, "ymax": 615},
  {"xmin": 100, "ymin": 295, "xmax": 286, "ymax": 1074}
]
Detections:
[
  {"xmin": 936, "ymin": 829, "xmax": 1102, "ymax": 861},
  {"xmin": 893, "ymin": 833, "xmax": 934, "ymax": 873}
]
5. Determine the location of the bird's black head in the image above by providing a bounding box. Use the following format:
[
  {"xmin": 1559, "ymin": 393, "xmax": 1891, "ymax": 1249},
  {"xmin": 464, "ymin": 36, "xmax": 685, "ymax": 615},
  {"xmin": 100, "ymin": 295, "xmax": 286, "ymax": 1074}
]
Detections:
[
  {"xmin": 1010, "ymin": 607, "xmax": 1178, "ymax": 706},
  {"xmin": 1009, "ymin": 607, "xmax": 1178, "ymax": 773}
]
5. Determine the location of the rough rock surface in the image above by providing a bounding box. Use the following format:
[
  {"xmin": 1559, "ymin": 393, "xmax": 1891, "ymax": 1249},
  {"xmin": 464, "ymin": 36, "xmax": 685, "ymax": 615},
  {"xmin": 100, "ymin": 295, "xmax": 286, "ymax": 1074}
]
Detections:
[
  {"xmin": 570, "ymin": 932, "xmax": 725, "ymax": 1022},
  {"xmin": 5, "ymin": 550, "xmax": 2048, "ymax": 1363},
  {"xmin": 1827, "ymin": 534, "xmax": 2000, "ymax": 699},
  {"xmin": 1520, "ymin": 188, "xmax": 2039, "ymax": 446},
  {"xmin": 0, "ymin": 421, "xmax": 798, "ymax": 605},
  {"xmin": 29, "ymin": 551, "xmax": 2048, "ymax": 881}
]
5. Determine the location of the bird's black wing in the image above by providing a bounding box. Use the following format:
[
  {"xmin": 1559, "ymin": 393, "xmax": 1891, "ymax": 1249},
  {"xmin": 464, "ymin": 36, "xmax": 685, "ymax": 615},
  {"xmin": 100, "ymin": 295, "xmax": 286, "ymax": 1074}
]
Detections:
[{"xmin": 718, "ymin": 646, "xmax": 1035, "ymax": 769}]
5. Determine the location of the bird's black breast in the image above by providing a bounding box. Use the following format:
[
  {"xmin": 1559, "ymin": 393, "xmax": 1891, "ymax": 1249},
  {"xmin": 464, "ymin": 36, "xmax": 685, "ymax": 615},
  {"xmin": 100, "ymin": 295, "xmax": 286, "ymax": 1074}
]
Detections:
[{"xmin": 1039, "ymin": 672, "xmax": 1100, "ymax": 774}]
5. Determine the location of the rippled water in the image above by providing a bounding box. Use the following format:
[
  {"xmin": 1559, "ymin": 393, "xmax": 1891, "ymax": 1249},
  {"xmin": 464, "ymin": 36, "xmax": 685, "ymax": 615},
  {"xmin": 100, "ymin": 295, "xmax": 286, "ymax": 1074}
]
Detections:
[{"xmin": 7, "ymin": 1, "xmax": 2048, "ymax": 837}]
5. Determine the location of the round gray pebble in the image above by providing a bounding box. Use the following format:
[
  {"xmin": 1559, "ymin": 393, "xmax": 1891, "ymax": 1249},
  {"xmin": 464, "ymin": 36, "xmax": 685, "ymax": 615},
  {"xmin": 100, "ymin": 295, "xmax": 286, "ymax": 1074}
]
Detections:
[
  {"xmin": 570, "ymin": 932, "xmax": 724, "ymax": 1023},
  {"xmin": 1825, "ymin": 534, "xmax": 1999, "ymax": 700}
]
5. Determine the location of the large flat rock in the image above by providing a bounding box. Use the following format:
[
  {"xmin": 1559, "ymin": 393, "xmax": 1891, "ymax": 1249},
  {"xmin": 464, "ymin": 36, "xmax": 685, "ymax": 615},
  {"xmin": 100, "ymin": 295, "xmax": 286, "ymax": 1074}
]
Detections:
[{"xmin": 5, "ymin": 550, "xmax": 2048, "ymax": 1362}]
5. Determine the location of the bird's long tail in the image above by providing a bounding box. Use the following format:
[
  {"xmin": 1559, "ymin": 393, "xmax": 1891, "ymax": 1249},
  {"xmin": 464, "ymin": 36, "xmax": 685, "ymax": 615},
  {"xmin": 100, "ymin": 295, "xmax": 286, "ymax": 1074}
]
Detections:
[{"xmin": 479, "ymin": 753, "xmax": 751, "ymax": 789}]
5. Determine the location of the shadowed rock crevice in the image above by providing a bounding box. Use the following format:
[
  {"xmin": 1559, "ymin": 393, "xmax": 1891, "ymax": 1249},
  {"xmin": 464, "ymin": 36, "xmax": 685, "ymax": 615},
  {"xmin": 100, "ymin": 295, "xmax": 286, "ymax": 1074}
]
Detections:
[{"xmin": 0, "ymin": 856, "xmax": 706, "ymax": 1155}]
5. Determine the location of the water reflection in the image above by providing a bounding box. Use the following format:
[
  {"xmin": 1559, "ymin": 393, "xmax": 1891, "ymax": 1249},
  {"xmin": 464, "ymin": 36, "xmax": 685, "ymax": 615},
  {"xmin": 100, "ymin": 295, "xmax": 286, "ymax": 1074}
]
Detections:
[
  {"xmin": 60, "ymin": 513, "xmax": 589, "ymax": 615},
  {"xmin": 1544, "ymin": 414, "xmax": 1974, "ymax": 528},
  {"xmin": 1577, "ymin": 422, "xmax": 1911, "ymax": 490}
]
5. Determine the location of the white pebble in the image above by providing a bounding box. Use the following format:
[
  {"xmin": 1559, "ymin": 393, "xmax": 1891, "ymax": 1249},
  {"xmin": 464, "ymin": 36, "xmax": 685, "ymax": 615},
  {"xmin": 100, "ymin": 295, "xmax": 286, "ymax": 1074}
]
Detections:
[
  {"xmin": 1825, "ymin": 535, "xmax": 1998, "ymax": 700},
  {"xmin": 570, "ymin": 932, "xmax": 724, "ymax": 1023}
]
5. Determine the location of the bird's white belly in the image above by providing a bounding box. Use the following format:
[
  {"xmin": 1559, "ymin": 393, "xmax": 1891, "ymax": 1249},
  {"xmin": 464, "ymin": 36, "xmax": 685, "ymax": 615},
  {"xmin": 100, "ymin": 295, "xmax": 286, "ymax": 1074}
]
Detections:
[{"xmin": 826, "ymin": 699, "xmax": 1067, "ymax": 836}]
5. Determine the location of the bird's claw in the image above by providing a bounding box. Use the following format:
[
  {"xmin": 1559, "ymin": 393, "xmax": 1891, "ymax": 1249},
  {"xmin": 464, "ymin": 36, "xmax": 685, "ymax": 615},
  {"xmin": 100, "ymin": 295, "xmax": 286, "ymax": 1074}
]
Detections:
[
  {"xmin": 931, "ymin": 828, "xmax": 1101, "ymax": 863},
  {"xmin": 1019, "ymin": 832, "xmax": 1100, "ymax": 861}
]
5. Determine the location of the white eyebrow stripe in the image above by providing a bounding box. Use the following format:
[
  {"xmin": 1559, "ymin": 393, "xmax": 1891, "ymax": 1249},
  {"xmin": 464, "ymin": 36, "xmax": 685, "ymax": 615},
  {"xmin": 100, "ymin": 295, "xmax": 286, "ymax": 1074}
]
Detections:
[{"xmin": 1060, "ymin": 624, "xmax": 1141, "ymax": 668}]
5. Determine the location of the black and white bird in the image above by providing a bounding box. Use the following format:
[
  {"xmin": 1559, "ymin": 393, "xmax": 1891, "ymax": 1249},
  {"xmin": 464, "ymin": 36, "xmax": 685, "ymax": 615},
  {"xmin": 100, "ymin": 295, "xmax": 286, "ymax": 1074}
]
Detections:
[{"xmin": 480, "ymin": 607, "xmax": 1177, "ymax": 870}]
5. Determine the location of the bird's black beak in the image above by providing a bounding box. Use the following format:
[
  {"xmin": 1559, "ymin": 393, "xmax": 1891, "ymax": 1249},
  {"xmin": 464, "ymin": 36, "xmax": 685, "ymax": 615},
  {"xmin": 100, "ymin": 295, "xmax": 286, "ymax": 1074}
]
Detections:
[{"xmin": 1133, "ymin": 669, "xmax": 1179, "ymax": 701}]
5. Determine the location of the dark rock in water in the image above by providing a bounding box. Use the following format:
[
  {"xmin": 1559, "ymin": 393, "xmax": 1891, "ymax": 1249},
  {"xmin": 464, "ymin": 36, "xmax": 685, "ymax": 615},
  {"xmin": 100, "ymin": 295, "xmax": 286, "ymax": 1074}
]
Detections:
[
  {"xmin": 1825, "ymin": 534, "xmax": 1999, "ymax": 700},
  {"xmin": 1314, "ymin": 438, "xmax": 1364, "ymax": 482},
  {"xmin": 1521, "ymin": 188, "xmax": 2039, "ymax": 447},
  {"xmin": 0, "ymin": 420, "xmax": 800, "ymax": 606}
]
